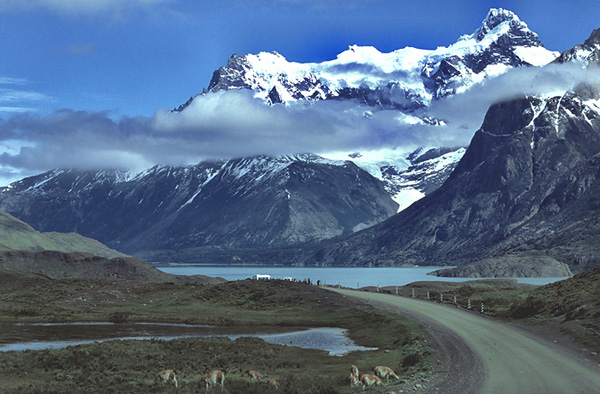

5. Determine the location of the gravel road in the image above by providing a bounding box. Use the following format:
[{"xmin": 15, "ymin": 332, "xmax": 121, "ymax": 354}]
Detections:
[{"xmin": 331, "ymin": 288, "xmax": 600, "ymax": 393}]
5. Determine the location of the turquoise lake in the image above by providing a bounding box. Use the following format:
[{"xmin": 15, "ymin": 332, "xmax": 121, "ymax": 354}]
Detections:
[{"xmin": 157, "ymin": 266, "xmax": 568, "ymax": 288}]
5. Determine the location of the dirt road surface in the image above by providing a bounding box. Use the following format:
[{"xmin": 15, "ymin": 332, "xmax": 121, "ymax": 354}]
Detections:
[{"xmin": 331, "ymin": 288, "xmax": 600, "ymax": 393}]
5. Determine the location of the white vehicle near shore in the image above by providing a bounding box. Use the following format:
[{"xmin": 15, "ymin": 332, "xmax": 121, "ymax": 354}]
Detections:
[{"xmin": 252, "ymin": 274, "xmax": 272, "ymax": 280}]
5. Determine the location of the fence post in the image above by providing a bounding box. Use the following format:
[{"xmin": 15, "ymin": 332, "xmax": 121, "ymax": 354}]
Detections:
[
  {"xmin": 453, "ymin": 295, "xmax": 457, "ymax": 304},
  {"xmin": 481, "ymin": 303, "xmax": 484, "ymax": 313},
  {"xmin": 395, "ymin": 286, "xmax": 398, "ymax": 295},
  {"xmin": 427, "ymin": 291, "xmax": 430, "ymax": 300},
  {"xmin": 468, "ymin": 299, "xmax": 471, "ymax": 309},
  {"xmin": 440, "ymin": 293, "xmax": 444, "ymax": 302},
  {"xmin": 412, "ymin": 288, "xmax": 415, "ymax": 298},
  {"xmin": 377, "ymin": 286, "xmax": 380, "ymax": 293}
]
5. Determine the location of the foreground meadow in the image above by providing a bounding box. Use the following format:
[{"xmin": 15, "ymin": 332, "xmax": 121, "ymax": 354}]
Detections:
[{"xmin": 0, "ymin": 269, "xmax": 428, "ymax": 393}]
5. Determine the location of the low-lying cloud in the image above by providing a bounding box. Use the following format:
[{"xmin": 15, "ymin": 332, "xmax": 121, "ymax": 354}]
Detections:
[{"xmin": 0, "ymin": 61, "xmax": 598, "ymax": 185}]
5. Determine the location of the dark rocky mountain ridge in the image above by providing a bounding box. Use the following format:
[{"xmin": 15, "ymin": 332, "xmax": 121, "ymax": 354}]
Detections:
[{"xmin": 0, "ymin": 155, "xmax": 397, "ymax": 260}]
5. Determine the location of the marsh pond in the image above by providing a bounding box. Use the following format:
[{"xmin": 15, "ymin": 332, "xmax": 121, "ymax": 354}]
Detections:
[{"xmin": 0, "ymin": 322, "xmax": 376, "ymax": 355}]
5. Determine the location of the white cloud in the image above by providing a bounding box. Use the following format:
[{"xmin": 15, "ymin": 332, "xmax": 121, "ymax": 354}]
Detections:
[
  {"xmin": 0, "ymin": 62, "xmax": 598, "ymax": 186},
  {"xmin": 0, "ymin": 107, "xmax": 33, "ymax": 113},
  {"xmin": 0, "ymin": 88, "xmax": 51, "ymax": 104},
  {"xmin": 0, "ymin": 77, "xmax": 53, "ymax": 113},
  {"xmin": 0, "ymin": 0, "xmax": 171, "ymax": 16},
  {"xmin": 0, "ymin": 77, "xmax": 29, "ymax": 85},
  {"xmin": 424, "ymin": 62, "xmax": 600, "ymax": 144}
]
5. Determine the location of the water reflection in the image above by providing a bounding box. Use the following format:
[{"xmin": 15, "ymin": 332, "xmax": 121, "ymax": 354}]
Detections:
[{"xmin": 0, "ymin": 323, "xmax": 376, "ymax": 355}]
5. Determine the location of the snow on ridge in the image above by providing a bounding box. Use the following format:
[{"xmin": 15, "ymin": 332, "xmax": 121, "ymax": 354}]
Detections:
[
  {"xmin": 564, "ymin": 46, "xmax": 599, "ymax": 66},
  {"xmin": 323, "ymin": 146, "xmax": 466, "ymax": 180},
  {"xmin": 113, "ymin": 170, "xmax": 139, "ymax": 183},
  {"xmin": 436, "ymin": 9, "xmax": 555, "ymax": 64},
  {"xmin": 177, "ymin": 167, "xmax": 220, "ymax": 211},
  {"xmin": 226, "ymin": 155, "xmax": 296, "ymax": 182},
  {"xmin": 473, "ymin": 8, "xmax": 524, "ymax": 39},
  {"xmin": 242, "ymin": 44, "xmax": 434, "ymax": 95},
  {"xmin": 130, "ymin": 165, "xmax": 167, "ymax": 182},
  {"xmin": 393, "ymin": 188, "xmax": 425, "ymax": 212},
  {"xmin": 24, "ymin": 169, "xmax": 65, "ymax": 191},
  {"xmin": 324, "ymin": 146, "xmax": 466, "ymax": 213},
  {"xmin": 246, "ymin": 52, "xmax": 311, "ymax": 79},
  {"xmin": 584, "ymin": 98, "xmax": 600, "ymax": 112},
  {"xmin": 426, "ymin": 147, "xmax": 466, "ymax": 170},
  {"xmin": 292, "ymin": 153, "xmax": 346, "ymax": 167},
  {"xmin": 514, "ymin": 46, "xmax": 560, "ymax": 66}
]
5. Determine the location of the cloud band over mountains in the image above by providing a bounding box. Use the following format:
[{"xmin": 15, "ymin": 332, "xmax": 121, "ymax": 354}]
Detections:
[{"xmin": 0, "ymin": 62, "xmax": 598, "ymax": 185}]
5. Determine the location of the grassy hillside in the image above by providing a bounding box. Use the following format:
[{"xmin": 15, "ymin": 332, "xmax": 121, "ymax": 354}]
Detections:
[
  {"xmin": 0, "ymin": 211, "xmax": 215, "ymax": 283},
  {"xmin": 0, "ymin": 250, "xmax": 219, "ymax": 282},
  {"xmin": 512, "ymin": 267, "xmax": 600, "ymax": 349},
  {"xmin": 0, "ymin": 211, "xmax": 126, "ymax": 258},
  {"xmin": 387, "ymin": 268, "xmax": 600, "ymax": 352}
]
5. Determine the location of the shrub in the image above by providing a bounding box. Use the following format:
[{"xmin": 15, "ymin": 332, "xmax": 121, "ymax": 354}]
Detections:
[
  {"xmin": 401, "ymin": 353, "xmax": 421, "ymax": 369},
  {"xmin": 509, "ymin": 296, "xmax": 544, "ymax": 318}
]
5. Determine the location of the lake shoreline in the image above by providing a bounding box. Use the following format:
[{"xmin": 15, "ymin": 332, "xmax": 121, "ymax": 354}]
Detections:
[{"xmin": 156, "ymin": 265, "xmax": 569, "ymax": 287}]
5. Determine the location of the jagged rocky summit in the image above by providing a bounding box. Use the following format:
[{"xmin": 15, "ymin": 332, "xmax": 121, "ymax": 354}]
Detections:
[{"xmin": 194, "ymin": 8, "xmax": 556, "ymax": 109}]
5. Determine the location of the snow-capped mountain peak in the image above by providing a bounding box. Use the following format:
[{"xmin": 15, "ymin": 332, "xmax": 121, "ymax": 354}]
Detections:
[
  {"xmin": 199, "ymin": 8, "xmax": 557, "ymax": 110},
  {"xmin": 474, "ymin": 8, "xmax": 526, "ymax": 41}
]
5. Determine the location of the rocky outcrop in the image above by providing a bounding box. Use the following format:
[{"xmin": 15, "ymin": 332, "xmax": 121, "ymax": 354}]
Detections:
[{"xmin": 430, "ymin": 255, "xmax": 573, "ymax": 278}]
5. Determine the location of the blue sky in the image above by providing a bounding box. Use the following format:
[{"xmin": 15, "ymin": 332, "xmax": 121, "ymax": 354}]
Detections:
[
  {"xmin": 0, "ymin": 0, "xmax": 599, "ymax": 185},
  {"xmin": 1, "ymin": 0, "xmax": 599, "ymax": 116}
]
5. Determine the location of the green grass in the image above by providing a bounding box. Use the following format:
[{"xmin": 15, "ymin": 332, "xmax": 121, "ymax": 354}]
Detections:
[
  {"xmin": 383, "ymin": 270, "xmax": 600, "ymax": 352},
  {"xmin": 0, "ymin": 211, "xmax": 125, "ymax": 258},
  {"xmin": 379, "ymin": 279, "xmax": 537, "ymax": 316},
  {"xmin": 0, "ymin": 337, "xmax": 373, "ymax": 393}
]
